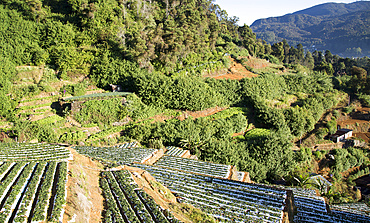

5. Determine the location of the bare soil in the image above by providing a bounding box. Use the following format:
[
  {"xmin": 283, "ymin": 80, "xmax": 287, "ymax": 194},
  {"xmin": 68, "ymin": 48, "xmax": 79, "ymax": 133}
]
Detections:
[
  {"xmin": 204, "ymin": 57, "xmax": 257, "ymax": 80},
  {"xmin": 178, "ymin": 106, "xmax": 228, "ymax": 120},
  {"xmin": 354, "ymin": 133, "xmax": 370, "ymax": 143},
  {"xmin": 63, "ymin": 147, "xmax": 105, "ymax": 223}
]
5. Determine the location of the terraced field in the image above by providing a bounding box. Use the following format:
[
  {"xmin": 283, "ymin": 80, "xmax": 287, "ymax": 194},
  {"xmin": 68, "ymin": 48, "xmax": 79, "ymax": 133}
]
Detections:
[
  {"xmin": 0, "ymin": 143, "xmax": 72, "ymax": 162},
  {"xmin": 276, "ymin": 186, "xmax": 370, "ymax": 223},
  {"xmin": 100, "ymin": 169, "xmax": 180, "ymax": 223},
  {"xmin": 71, "ymin": 142, "xmax": 370, "ymax": 222},
  {"xmin": 73, "ymin": 144, "xmax": 156, "ymax": 166},
  {"xmin": 133, "ymin": 163, "xmax": 285, "ymax": 223},
  {"xmin": 0, "ymin": 143, "xmax": 69, "ymax": 222}
]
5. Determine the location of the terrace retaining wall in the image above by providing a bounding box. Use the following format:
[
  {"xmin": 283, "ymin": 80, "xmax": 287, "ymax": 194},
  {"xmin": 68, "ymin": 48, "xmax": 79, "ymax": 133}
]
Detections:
[
  {"xmin": 143, "ymin": 149, "xmax": 165, "ymax": 165},
  {"xmin": 313, "ymin": 142, "xmax": 345, "ymax": 151}
]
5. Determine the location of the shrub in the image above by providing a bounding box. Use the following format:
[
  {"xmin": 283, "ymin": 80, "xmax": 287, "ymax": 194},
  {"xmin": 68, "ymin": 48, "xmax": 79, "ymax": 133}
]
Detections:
[
  {"xmin": 316, "ymin": 127, "xmax": 329, "ymax": 140},
  {"xmin": 61, "ymin": 83, "xmax": 86, "ymax": 96},
  {"xmin": 75, "ymin": 98, "xmax": 124, "ymax": 125},
  {"xmin": 358, "ymin": 94, "xmax": 370, "ymax": 107},
  {"xmin": 59, "ymin": 131, "xmax": 87, "ymax": 144},
  {"xmin": 343, "ymin": 106, "xmax": 354, "ymax": 114},
  {"xmin": 326, "ymin": 119, "xmax": 337, "ymax": 134}
]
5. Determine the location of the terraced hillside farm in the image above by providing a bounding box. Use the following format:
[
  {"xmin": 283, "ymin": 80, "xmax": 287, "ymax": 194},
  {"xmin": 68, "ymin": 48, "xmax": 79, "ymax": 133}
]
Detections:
[
  {"xmin": 133, "ymin": 163, "xmax": 286, "ymax": 222},
  {"xmin": 0, "ymin": 143, "xmax": 70, "ymax": 222},
  {"xmin": 73, "ymin": 144, "xmax": 157, "ymax": 166},
  {"xmin": 154, "ymin": 155, "xmax": 232, "ymax": 179},
  {"xmin": 276, "ymin": 186, "xmax": 370, "ymax": 223},
  {"xmin": 100, "ymin": 169, "xmax": 180, "ymax": 223},
  {"xmin": 72, "ymin": 143, "xmax": 370, "ymax": 222},
  {"xmin": 0, "ymin": 143, "xmax": 72, "ymax": 161}
]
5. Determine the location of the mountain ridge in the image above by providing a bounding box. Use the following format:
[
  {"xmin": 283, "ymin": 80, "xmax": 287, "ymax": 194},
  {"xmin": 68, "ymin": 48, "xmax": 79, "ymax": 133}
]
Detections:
[{"xmin": 251, "ymin": 1, "xmax": 370, "ymax": 56}]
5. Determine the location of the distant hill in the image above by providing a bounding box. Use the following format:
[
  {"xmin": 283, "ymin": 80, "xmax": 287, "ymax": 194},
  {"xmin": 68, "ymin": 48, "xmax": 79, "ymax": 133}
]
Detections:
[{"xmin": 250, "ymin": 1, "xmax": 370, "ymax": 57}]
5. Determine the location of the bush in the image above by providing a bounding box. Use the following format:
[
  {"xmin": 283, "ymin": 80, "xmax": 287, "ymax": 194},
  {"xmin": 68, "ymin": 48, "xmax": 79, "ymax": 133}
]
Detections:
[
  {"xmin": 13, "ymin": 121, "xmax": 58, "ymax": 143},
  {"xmin": 326, "ymin": 119, "xmax": 337, "ymax": 134},
  {"xmin": 343, "ymin": 106, "xmax": 354, "ymax": 114},
  {"xmin": 316, "ymin": 128, "xmax": 329, "ymax": 140},
  {"xmin": 61, "ymin": 83, "xmax": 86, "ymax": 96},
  {"xmin": 59, "ymin": 131, "xmax": 87, "ymax": 144},
  {"xmin": 358, "ymin": 94, "xmax": 370, "ymax": 107},
  {"xmin": 333, "ymin": 110, "xmax": 340, "ymax": 118},
  {"xmin": 314, "ymin": 150, "xmax": 324, "ymax": 160},
  {"xmin": 74, "ymin": 98, "xmax": 124, "ymax": 125}
]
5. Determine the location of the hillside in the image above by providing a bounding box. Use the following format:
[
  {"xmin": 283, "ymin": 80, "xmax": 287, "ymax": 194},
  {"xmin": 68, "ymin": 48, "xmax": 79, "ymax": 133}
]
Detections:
[
  {"xmin": 1, "ymin": 0, "xmax": 370, "ymax": 222},
  {"xmin": 251, "ymin": 1, "xmax": 370, "ymax": 57}
]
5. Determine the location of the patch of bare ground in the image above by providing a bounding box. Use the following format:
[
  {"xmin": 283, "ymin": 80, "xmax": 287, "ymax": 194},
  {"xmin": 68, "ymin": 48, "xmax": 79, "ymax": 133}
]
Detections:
[
  {"xmin": 178, "ymin": 106, "xmax": 228, "ymax": 120},
  {"xmin": 64, "ymin": 117, "xmax": 82, "ymax": 128},
  {"xmin": 63, "ymin": 147, "xmax": 105, "ymax": 223},
  {"xmin": 204, "ymin": 57, "xmax": 257, "ymax": 80},
  {"xmin": 150, "ymin": 106, "xmax": 228, "ymax": 123},
  {"xmin": 242, "ymin": 56, "xmax": 270, "ymax": 69},
  {"xmin": 337, "ymin": 107, "xmax": 370, "ymax": 142},
  {"xmin": 28, "ymin": 113, "xmax": 55, "ymax": 122},
  {"xmin": 113, "ymin": 165, "xmax": 216, "ymax": 223},
  {"xmin": 354, "ymin": 132, "xmax": 370, "ymax": 143}
]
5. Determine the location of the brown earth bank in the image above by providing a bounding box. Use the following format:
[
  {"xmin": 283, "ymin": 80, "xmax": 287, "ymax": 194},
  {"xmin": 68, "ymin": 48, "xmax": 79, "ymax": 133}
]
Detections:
[
  {"xmin": 151, "ymin": 106, "xmax": 228, "ymax": 123},
  {"xmin": 63, "ymin": 147, "xmax": 105, "ymax": 223},
  {"xmin": 337, "ymin": 109, "xmax": 370, "ymax": 143},
  {"xmin": 63, "ymin": 148, "xmax": 216, "ymax": 223}
]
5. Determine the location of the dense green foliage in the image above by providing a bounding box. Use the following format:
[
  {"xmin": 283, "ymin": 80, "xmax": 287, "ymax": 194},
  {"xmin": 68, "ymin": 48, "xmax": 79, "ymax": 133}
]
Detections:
[
  {"xmin": 0, "ymin": 0, "xmax": 368, "ymax": 186},
  {"xmin": 75, "ymin": 98, "xmax": 124, "ymax": 125},
  {"xmin": 330, "ymin": 147, "xmax": 367, "ymax": 181}
]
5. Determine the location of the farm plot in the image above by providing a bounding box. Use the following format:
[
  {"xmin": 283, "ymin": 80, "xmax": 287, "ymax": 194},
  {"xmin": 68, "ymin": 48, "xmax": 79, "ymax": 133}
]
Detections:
[
  {"xmin": 132, "ymin": 163, "xmax": 286, "ymax": 223},
  {"xmin": 330, "ymin": 203, "xmax": 370, "ymax": 223},
  {"xmin": 154, "ymin": 155, "xmax": 231, "ymax": 179},
  {"xmin": 0, "ymin": 161, "xmax": 68, "ymax": 223},
  {"xmin": 64, "ymin": 92, "xmax": 130, "ymax": 101},
  {"xmin": 277, "ymin": 186, "xmax": 370, "ymax": 222},
  {"xmin": 73, "ymin": 145, "xmax": 156, "ymax": 166},
  {"xmin": 0, "ymin": 143, "xmax": 71, "ymax": 161},
  {"xmin": 100, "ymin": 169, "xmax": 180, "ymax": 223},
  {"xmin": 165, "ymin": 147, "xmax": 186, "ymax": 157}
]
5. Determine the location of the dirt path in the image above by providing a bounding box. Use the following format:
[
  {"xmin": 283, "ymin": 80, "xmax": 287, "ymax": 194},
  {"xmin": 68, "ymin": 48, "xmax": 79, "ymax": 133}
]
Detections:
[{"xmin": 63, "ymin": 147, "xmax": 105, "ymax": 223}]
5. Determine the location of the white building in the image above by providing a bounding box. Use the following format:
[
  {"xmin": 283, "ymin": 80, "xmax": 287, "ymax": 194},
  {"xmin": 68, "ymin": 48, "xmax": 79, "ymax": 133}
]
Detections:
[{"xmin": 330, "ymin": 129, "xmax": 353, "ymax": 143}]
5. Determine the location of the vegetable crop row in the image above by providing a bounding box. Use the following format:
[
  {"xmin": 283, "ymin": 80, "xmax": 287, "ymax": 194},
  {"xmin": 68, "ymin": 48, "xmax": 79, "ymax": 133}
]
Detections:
[
  {"xmin": 113, "ymin": 171, "xmax": 153, "ymax": 223},
  {"xmin": 14, "ymin": 162, "xmax": 47, "ymax": 223},
  {"xmin": 31, "ymin": 161, "xmax": 57, "ymax": 222},
  {"xmin": 48, "ymin": 162, "xmax": 68, "ymax": 222},
  {"xmin": 0, "ymin": 162, "xmax": 36, "ymax": 222},
  {"xmin": 0, "ymin": 163, "xmax": 25, "ymax": 201},
  {"xmin": 100, "ymin": 176, "xmax": 124, "ymax": 223},
  {"xmin": 103, "ymin": 171, "xmax": 140, "ymax": 223}
]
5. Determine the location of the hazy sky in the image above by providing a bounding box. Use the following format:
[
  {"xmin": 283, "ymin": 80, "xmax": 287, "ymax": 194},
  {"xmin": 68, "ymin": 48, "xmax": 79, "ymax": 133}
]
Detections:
[{"xmin": 215, "ymin": 0, "xmax": 359, "ymax": 26}]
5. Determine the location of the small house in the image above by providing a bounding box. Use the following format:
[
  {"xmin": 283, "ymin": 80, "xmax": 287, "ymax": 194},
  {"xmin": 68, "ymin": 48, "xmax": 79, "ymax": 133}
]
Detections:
[{"xmin": 330, "ymin": 129, "xmax": 353, "ymax": 143}]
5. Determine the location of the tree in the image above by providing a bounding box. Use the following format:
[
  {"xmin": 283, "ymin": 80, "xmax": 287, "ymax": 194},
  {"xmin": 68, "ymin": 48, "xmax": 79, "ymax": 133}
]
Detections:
[
  {"xmin": 271, "ymin": 42, "xmax": 284, "ymax": 62},
  {"xmin": 303, "ymin": 51, "xmax": 315, "ymax": 69},
  {"xmin": 325, "ymin": 50, "xmax": 334, "ymax": 64},
  {"xmin": 351, "ymin": 66, "xmax": 367, "ymax": 79},
  {"xmin": 315, "ymin": 61, "xmax": 334, "ymax": 75}
]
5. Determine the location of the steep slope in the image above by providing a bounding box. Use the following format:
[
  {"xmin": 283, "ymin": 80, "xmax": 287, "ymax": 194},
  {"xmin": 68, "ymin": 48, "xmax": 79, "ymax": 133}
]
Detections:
[{"xmin": 251, "ymin": 1, "xmax": 370, "ymax": 56}]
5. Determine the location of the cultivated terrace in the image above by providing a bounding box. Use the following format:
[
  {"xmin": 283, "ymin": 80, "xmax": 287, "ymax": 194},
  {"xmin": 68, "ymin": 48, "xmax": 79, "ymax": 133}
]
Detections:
[{"xmin": 0, "ymin": 0, "xmax": 370, "ymax": 222}]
